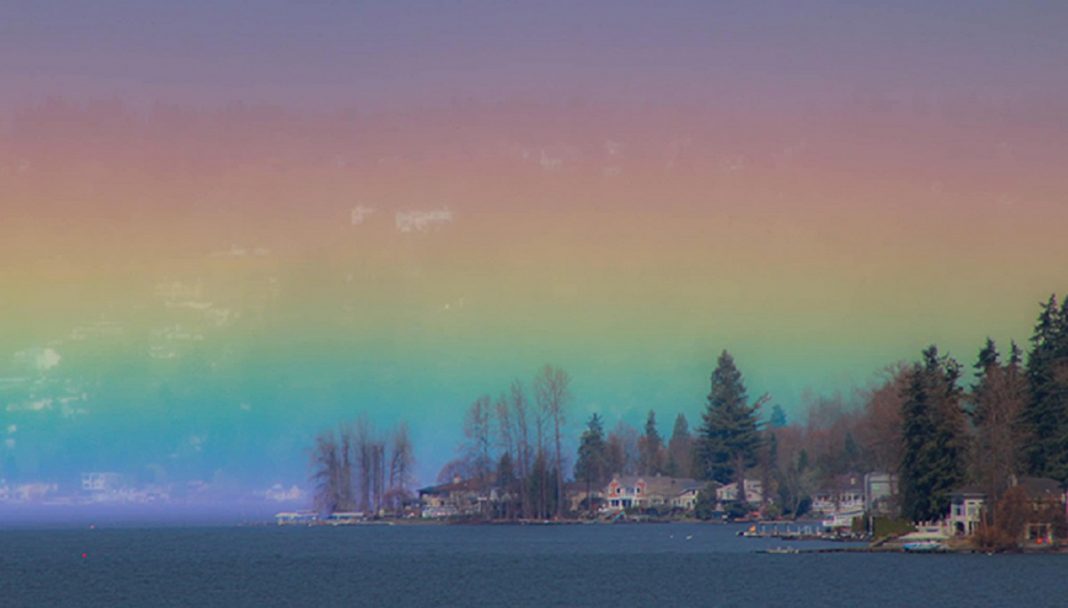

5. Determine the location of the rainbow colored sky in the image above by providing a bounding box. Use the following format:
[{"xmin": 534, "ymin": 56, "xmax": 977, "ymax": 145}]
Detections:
[{"xmin": 2, "ymin": 1, "xmax": 1067, "ymax": 494}]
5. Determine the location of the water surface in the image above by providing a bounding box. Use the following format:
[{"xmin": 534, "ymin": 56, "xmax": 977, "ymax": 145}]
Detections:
[{"xmin": 0, "ymin": 523, "xmax": 1064, "ymax": 606}]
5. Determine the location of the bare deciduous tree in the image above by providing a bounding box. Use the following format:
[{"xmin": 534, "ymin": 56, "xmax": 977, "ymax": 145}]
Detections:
[
  {"xmin": 311, "ymin": 430, "xmax": 343, "ymax": 514},
  {"xmin": 534, "ymin": 364, "xmax": 571, "ymax": 519},
  {"xmin": 510, "ymin": 380, "xmax": 532, "ymax": 518},
  {"xmin": 464, "ymin": 394, "xmax": 494, "ymax": 484},
  {"xmin": 387, "ymin": 422, "xmax": 415, "ymax": 511},
  {"xmin": 972, "ymin": 353, "xmax": 1028, "ymax": 504}
]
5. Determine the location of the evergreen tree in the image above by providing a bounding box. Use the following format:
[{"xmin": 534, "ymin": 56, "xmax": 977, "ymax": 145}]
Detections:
[
  {"xmin": 970, "ymin": 337, "xmax": 1000, "ymax": 418},
  {"xmin": 666, "ymin": 413, "xmax": 693, "ymax": 478},
  {"xmin": 574, "ymin": 414, "xmax": 609, "ymax": 515},
  {"xmin": 696, "ymin": 350, "xmax": 764, "ymax": 487},
  {"xmin": 976, "ymin": 337, "xmax": 1000, "ymax": 374},
  {"xmin": 574, "ymin": 414, "xmax": 608, "ymax": 484},
  {"xmin": 638, "ymin": 410, "xmax": 665, "ymax": 475},
  {"xmin": 1021, "ymin": 294, "xmax": 1068, "ymax": 482},
  {"xmin": 528, "ymin": 451, "xmax": 552, "ymax": 519},
  {"xmin": 1009, "ymin": 340, "xmax": 1023, "ymax": 367},
  {"xmin": 900, "ymin": 364, "xmax": 935, "ymax": 521},
  {"xmin": 768, "ymin": 404, "xmax": 787, "ymax": 429},
  {"xmin": 497, "ymin": 452, "xmax": 516, "ymax": 487},
  {"xmin": 900, "ymin": 346, "xmax": 968, "ymax": 522},
  {"xmin": 842, "ymin": 432, "xmax": 860, "ymax": 472}
]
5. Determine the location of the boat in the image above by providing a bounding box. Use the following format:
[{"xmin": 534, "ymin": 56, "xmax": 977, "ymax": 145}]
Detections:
[
  {"xmin": 739, "ymin": 524, "xmax": 761, "ymax": 537},
  {"xmin": 763, "ymin": 546, "xmax": 800, "ymax": 554},
  {"xmin": 902, "ymin": 540, "xmax": 945, "ymax": 553}
]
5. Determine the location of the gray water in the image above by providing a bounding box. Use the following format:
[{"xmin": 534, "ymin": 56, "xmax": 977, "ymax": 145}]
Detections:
[{"xmin": 0, "ymin": 523, "xmax": 1065, "ymax": 607}]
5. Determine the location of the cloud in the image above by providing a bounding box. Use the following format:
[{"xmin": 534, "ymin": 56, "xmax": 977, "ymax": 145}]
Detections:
[
  {"xmin": 39, "ymin": 347, "xmax": 62, "ymax": 371},
  {"xmin": 6, "ymin": 399, "xmax": 53, "ymax": 413},
  {"xmin": 351, "ymin": 205, "xmax": 376, "ymax": 225},
  {"xmin": 265, "ymin": 484, "xmax": 304, "ymax": 502},
  {"xmin": 395, "ymin": 208, "xmax": 453, "ymax": 233},
  {"xmin": 210, "ymin": 245, "xmax": 270, "ymax": 257},
  {"xmin": 14, "ymin": 348, "xmax": 62, "ymax": 373}
]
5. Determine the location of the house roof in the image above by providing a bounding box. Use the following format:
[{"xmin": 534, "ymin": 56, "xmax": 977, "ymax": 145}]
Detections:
[
  {"xmin": 608, "ymin": 475, "xmax": 703, "ymax": 496},
  {"xmin": 418, "ymin": 476, "xmax": 496, "ymax": 496},
  {"xmin": 1015, "ymin": 476, "xmax": 1063, "ymax": 498},
  {"xmin": 950, "ymin": 485, "xmax": 986, "ymax": 497},
  {"xmin": 950, "ymin": 477, "xmax": 1064, "ymax": 500},
  {"xmin": 816, "ymin": 474, "xmax": 864, "ymax": 495}
]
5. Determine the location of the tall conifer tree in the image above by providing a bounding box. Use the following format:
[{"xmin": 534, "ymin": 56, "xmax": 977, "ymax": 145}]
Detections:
[
  {"xmin": 1021, "ymin": 294, "xmax": 1068, "ymax": 482},
  {"xmin": 666, "ymin": 414, "xmax": 693, "ymax": 478},
  {"xmin": 638, "ymin": 410, "xmax": 665, "ymax": 475},
  {"xmin": 900, "ymin": 346, "xmax": 967, "ymax": 522},
  {"xmin": 574, "ymin": 414, "xmax": 609, "ymax": 515},
  {"xmin": 696, "ymin": 350, "xmax": 764, "ymax": 488}
]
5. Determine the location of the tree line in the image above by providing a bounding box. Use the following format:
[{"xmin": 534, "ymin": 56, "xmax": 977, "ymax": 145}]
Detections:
[
  {"xmin": 571, "ymin": 293, "xmax": 1068, "ymax": 524},
  {"xmin": 764, "ymin": 293, "xmax": 1068, "ymax": 530},
  {"xmin": 306, "ymin": 292, "xmax": 1068, "ymax": 528}
]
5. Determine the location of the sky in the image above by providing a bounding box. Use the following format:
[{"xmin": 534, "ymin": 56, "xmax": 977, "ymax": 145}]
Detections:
[{"xmin": 1, "ymin": 1, "xmax": 1067, "ymax": 500}]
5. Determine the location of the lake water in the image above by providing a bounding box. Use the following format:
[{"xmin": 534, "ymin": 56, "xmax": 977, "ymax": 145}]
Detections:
[{"xmin": 1, "ymin": 522, "xmax": 1066, "ymax": 606}]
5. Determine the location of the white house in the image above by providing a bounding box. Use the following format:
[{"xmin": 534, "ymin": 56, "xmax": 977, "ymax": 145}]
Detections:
[
  {"xmin": 812, "ymin": 474, "xmax": 866, "ymax": 517},
  {"xmin": 671, "ymin": 485, "xmax": 703, "ymax": 511},
  {"xmin": 948, "ymin": 486, "xmax": 986, "ymax": 536},
  {"xmin": 603, "ymin": 475, "xmax": 702, "ymax": 511},
  {"xmin": 715, "ymin": 479, "xmax": 763, "ymax": 506}
]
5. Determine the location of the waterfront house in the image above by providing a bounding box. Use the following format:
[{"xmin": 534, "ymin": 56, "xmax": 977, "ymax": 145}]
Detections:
[
  {"xmin": 671, "ymin": 483, "xmax": 703, "ymax": 511},
  {"xmin": 812, "ymin": 472, "xmax": 898, "ymax": 520},
  {"xmin": 603, "ymin": 475, "xmax": 702, "ymax": 512},
  {"xmin": 1011, "ymin": 476, "xmax": 1066, "ymax": 545},
  {"xmin": 715, "ymin": 479, "xmax": 763, "ymax": 506},
  {"xmin": 418, "ymin": 476, "xmax": 497, "ymax": 518},
  {"xmin": 946, "ymin": 476, "xmax": 1067, "ymax": 543},
  {"xmin": 812, "ymin": 474, "xmax": 866, "ymax": 517},
  {"xmin": 948, "ymin": 486, "xmax": 986, "ymax": 536}
]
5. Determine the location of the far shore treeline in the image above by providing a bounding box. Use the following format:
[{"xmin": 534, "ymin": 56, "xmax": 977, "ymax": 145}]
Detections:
[{"xmin": 310, "ymin": 292, "xmax": 1068, "ymax": 533}]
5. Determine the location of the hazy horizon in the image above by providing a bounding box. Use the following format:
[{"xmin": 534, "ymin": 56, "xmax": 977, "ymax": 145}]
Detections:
[{"xmin": 2, "ymin": 0, "xmax": 1067, "ymax": 512}]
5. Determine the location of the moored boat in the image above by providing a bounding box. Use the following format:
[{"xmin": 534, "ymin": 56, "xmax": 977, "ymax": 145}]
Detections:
[
  {"xmin": 763, "ymin": 546, "xmax": 801, "ymax": 554},
  {"xmin": 902, "ymin": 540, "xmax": 945, "ymax": 553}
]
